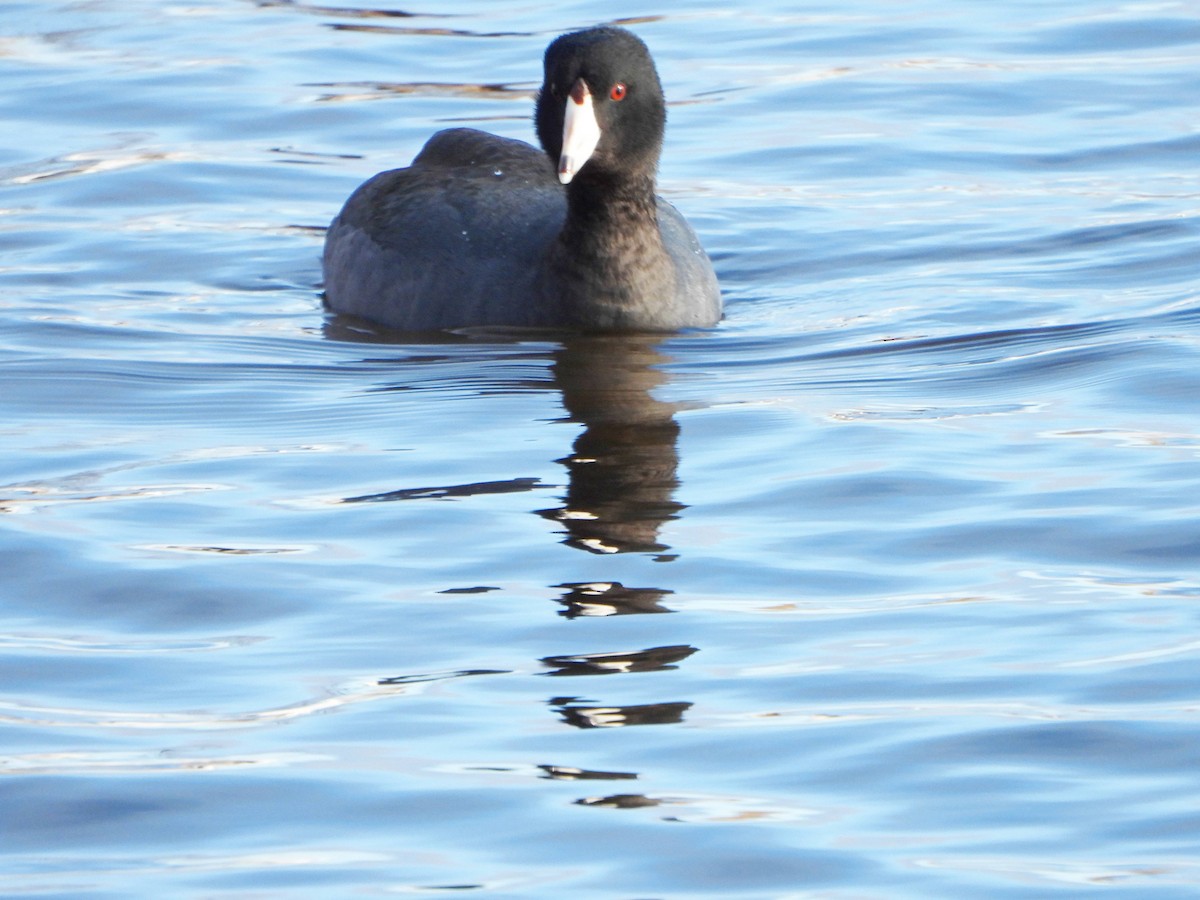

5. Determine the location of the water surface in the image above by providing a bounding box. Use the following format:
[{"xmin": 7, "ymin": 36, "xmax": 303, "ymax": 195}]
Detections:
[{"xmin": 3, "ymin": 1, "xmax": 1200, "ymax": 896}]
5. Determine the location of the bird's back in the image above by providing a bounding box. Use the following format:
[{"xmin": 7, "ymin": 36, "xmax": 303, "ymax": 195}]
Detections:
[{"xmin": 323, "ymin": 129, "xmax": 567, "ymax": 330}]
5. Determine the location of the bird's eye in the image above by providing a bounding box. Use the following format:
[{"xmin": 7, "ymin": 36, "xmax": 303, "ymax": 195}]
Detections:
[{"xmin": 610, "ymin": 82, "xmax": 627, "ymax": 101}]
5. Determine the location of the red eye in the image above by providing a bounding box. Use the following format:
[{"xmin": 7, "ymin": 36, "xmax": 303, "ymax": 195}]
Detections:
[{"xmin": 610, "ymin": 82, "xmax": 627, "ymax": 101}]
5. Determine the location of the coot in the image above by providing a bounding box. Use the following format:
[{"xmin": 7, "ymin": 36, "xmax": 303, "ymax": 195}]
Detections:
[{"xmin": 322, "ymin": 27, "xmax": 721, "ymax": 332}]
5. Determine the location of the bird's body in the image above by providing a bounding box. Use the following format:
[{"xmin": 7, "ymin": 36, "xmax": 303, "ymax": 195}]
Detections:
[{"xmin": 323, "ymin": 27, "xmax": 720, "ymax": 332}]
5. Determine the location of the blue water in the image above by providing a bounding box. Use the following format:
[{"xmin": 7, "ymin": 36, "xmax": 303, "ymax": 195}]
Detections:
[{"xmin": 3, "ymin": 1, "xmax": 1200, "ymax": 896}]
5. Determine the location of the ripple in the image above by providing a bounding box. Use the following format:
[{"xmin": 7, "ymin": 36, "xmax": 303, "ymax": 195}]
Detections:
[
  {"xmin": 1053, "ymin": 638, "xmax": 1200, "ymax": 671},
  {"xmin": 132, "ymin": 543, "xmax": 319, "ymax": 557},
  {"xmin": 0, "ymin": 482, "xmax": 228, "ymax": 515},
  {"xmin": 914, "ymin": 855, "xmax": 1200, "ymax": 889},
  {"xmin": 304, "ymin": 80, "xmax": 536, "ymax": 104},
  {"xmin": 0, "ymin": 749, "xmax": 325, "ymax": 776},
  {"xmin": 1, "ymin": 144, "xmax": 186, "ymax": 186},
  {"xmin": 704, "ymin": 699, "xmax": 1200, "ymax": 730},
  {"xmin": 574, "ymin": 789, "xmax": 836, "ymax": 825},
  {"xmin": 164, "ymin": 848, "xmax": 393, "ymax": 872},
  {"xmin": 0, "ymin": 442, "xmax": 353, "ymax": 516},
  {"xmin": 0, "ymin": 671, "xmax": 501, "ymax": 732},
  {"xmin": 326, "ymin": 23, "xmax": 534, "ymax": 38},
  {"xmin": 0, "ymin": 633, "xmax": 259, "ymax": 654},
  {"xmin": 257, "ymin": 0, "xmax": 431, "ymax": 20}
]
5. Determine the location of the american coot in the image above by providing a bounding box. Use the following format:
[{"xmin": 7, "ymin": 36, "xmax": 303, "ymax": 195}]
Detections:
[{"xmin": 323, "ymin": 27, "xmax": 721, "ymax": 332}]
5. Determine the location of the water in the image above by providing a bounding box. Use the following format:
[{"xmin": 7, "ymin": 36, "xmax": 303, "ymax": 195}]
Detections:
[{"xmin": 3, "ymin": 1, "xmax": 1200, "ymax": 896}]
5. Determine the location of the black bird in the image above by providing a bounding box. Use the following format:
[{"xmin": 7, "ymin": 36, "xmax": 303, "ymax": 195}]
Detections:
[{"xmin": 322, "ymin": 27, "xmax": 721, "ymax": 332}]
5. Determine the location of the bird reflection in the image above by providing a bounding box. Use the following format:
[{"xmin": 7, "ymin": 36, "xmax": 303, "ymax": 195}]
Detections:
[
  {"xmin": 575, "ymin": 794, "xmax": 662, "ymax": 809},
  {"xmin": 552, "ymin": 699, "xmax": 693, "ymax": 729},
  {"xmin": 322, "ymin": 324, "xmax": 700, "ymax": 743},
  {"xmin": 324, "ymin": 324, "xmax": 689, "ymax": 562},
  {"xmin": 541, "ymin": 335, "xmax": 685, "ymax": 557},
  {"xmin": 541, "ymin": 644, "xmax": 697, "ymax": 676},
  {"xmin": 538, "ymin": 764, "xmax": 638, "ymax": 781},
  {"xmin": 344, "ymin": 476, "xmax": 545, "ymax": 503},
  {"xmin": 553, "ymin": 581, "xmax": 674, "ymax": 617}
]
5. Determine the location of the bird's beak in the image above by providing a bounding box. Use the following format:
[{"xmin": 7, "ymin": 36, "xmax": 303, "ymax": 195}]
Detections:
[{"xmin": 558, "ymin": 78, "xmax": 600, "ymax": 185}]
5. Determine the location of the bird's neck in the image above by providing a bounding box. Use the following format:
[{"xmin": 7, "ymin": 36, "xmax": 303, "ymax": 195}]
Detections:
[
  {"xmin": 563, "ymin": 171, "xmax": 658, "ymax": 232},
  {"xmin": 552, "ymin": 173, "xmax": 674, "ymax": 328}
]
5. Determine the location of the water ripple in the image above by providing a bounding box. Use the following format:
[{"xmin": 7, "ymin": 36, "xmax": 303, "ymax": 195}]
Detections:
[
  {"xmin": 3, "ymin": 1, "xmax": 1199, "ymax": 895},
  {"xmin": 0, "ymin": 633, "xmax": 258, "ymax": 654},
  {"xmin": 0, "ymin": 750, "xmax": 325, "ymax": 777},
  {"xmin": 0, "ymin": 670, "xmax": 503, "ymax": 732}
]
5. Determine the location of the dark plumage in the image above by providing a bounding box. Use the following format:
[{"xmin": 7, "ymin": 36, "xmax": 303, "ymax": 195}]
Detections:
[{"xmin": 322, "ymin": 27, "xmax": 721, "ymax": 332}]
